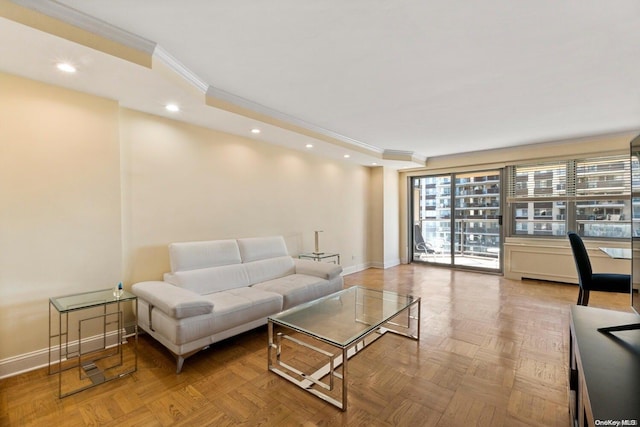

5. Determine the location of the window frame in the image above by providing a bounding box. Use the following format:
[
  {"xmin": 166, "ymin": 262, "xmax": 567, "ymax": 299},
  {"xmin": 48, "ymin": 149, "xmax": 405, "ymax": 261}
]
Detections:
[{"xmin": 506, "ymin": 154, "xmax": 633, "ymax": 240}]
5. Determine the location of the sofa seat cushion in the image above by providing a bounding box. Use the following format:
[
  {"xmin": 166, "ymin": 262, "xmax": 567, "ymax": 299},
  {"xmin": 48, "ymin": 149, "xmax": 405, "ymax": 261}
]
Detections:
[
  {"xmin": 251, "ymin": 274, "xmax": 331, "ymax": 309},
  {"xmin": 206, "ymin": 287, "xmax": 283, "ymax": 332}
]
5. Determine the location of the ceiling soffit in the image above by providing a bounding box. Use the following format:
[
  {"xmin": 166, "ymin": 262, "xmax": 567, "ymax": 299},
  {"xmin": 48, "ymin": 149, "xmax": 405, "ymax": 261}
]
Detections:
[{"xmin": 7, "ymin": 0, "xmax": 427, "ymax": 167}]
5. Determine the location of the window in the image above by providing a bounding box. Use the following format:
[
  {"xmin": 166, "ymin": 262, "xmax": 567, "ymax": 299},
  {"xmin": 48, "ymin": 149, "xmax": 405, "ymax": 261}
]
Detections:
[
  {"xmin": 412, "ymin": 170, "xmax": 502, "ymax": 271},
  {"xmin": 507, "ymin": 155, "xmax": 634, "ymax": 239}
]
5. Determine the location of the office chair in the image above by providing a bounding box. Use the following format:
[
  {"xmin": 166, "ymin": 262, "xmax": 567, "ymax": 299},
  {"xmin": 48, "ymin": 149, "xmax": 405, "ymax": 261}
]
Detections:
[{"xmin": 567, "ymin": 231, "xmax": 630, "ymax": 305}]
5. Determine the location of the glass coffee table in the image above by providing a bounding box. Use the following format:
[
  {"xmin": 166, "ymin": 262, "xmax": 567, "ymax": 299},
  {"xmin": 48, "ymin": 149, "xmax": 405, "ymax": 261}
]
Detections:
[{"xmin": 267, "ymin": 286, "xmax": 420, "ymax": 410}]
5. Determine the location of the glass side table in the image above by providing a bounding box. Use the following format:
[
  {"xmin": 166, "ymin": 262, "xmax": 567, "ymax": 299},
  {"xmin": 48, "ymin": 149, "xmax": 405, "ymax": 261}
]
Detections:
[
  {"xmin": 298, "ymin": 252, "xmax": 340, "ymax": 264},
  {"xmin": 49, "ymin": 288, "xmax": 137, "ymax": 398}
]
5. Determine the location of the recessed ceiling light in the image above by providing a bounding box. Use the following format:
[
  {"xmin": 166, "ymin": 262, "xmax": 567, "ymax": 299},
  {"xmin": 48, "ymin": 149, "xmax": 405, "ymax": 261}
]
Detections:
[
  {"xmin": 305, "ymin": 144, "xmax": 313, "ymax": 148},
  {"xmin": 56, "ymin": 62, "xmax": 76, "ymax": 73},
  {"xmin": 251, "ymin": 128, "xmax": 261, "ymax": 134},
  {"xmin": 372, "ymin": 162, "xmax": 378, "ymax": 165},
  {"xmin": 343, "ymin": 154, "xmax": 351, "ymax": 158},
  {"xmin": 165, "ymin": 104, "xmax": 180, "ymax": 112}
]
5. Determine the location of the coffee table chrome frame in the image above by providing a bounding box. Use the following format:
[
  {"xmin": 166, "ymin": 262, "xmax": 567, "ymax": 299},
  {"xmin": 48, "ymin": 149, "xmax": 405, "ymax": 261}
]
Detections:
[{"xmin": 267, "ymin": 296, "xmax": 420, "ymax": 411}]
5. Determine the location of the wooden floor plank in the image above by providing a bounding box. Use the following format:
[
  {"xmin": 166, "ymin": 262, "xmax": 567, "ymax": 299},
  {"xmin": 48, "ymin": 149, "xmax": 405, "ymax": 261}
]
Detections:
[{"xmin": 0, "ymin": 264, "xmax": 631, "ymax": 426}]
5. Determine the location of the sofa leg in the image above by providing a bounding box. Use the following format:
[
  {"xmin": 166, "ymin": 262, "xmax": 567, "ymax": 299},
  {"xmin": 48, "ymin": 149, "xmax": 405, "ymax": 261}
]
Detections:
[
  {"xmin": 176, "ymin": 356, "xmax": 185, "ymax": 374},
  {"xmin": 174, "ymin": 347, "xmax": 207, "ymax": 374}
]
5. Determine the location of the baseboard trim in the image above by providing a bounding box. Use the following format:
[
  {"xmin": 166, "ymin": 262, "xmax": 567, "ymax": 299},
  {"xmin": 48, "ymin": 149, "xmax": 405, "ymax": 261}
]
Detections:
[
  {"xmin": 342, "ymin": 263, "xmax": 371, "ymax": 275},
  {"xmin": 0, "ymin": 329, "xmax": 132, "ymax": 379}
]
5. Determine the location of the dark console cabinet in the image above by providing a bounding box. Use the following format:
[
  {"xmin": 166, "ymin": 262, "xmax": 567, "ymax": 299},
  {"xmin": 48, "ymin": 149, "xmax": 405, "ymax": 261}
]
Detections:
[{"xmin": 569, "ymin": 305, "xmax": 640, "ymax": 426}]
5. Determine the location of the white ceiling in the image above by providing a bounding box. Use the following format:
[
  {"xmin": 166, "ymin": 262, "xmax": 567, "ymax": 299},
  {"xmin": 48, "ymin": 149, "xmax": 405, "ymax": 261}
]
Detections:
[{"xmin": 2, "ymin": 0, "xmax": 640, "ymax": 167}]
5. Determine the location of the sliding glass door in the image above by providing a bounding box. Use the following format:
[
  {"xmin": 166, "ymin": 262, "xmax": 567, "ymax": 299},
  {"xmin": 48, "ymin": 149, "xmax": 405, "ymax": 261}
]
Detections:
[
  {"xmin": 411, "ymin": 175, "xmax": 452, "ymax": 265},
  {"xmin": 411, "ymin": 170, "xmax": 503, "ymax": 272}
]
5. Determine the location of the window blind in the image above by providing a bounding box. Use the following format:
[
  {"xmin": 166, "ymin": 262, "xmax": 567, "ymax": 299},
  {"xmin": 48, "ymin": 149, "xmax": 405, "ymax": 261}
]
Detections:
[
  {"xmin": 575, "ymin": 156, "xmax": 631, "ymax": 198},
  {"xmin": 507, "ymin": 154, "xmax": 631, "ymax": 239},
  {"xmin": 507, "ymin": 161, "xmax": 568, "ymax": 202}
]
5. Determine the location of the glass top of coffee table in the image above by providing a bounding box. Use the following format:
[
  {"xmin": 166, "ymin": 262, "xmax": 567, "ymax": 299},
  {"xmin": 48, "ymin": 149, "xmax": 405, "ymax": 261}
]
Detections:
[{"xmin": 268, "ymin": 286, "xmax": 419, "ymax": 347}]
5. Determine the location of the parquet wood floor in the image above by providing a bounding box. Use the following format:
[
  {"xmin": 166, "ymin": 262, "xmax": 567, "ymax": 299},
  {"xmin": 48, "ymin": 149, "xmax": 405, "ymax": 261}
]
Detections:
[{"xmin": 0, "ymin": 264, "xmax": 632, "ymax": 426}]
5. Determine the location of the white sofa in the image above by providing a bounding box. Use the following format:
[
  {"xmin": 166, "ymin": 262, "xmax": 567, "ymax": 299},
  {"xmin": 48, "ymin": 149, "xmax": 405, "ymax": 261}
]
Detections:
[{"xmin": 132, "ymin": 236, "xmax": 343, "ymax": 373}]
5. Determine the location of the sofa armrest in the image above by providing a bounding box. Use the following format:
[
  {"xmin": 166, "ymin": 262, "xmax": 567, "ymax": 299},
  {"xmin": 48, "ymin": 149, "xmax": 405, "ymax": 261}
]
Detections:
[
  {"xmin": 131, "ymin": 281, "xmax": 214, "ymax": 319},
  {"xmin": 294, "ymin": 258, "xmax": 342, "ymax": 280}
]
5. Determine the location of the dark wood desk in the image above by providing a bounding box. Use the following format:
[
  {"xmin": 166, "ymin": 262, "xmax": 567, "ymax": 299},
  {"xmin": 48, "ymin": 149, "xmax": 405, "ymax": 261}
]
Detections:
[{"xmin": 569, "ymin": 305, "xmax": 640, "ymax": 427}]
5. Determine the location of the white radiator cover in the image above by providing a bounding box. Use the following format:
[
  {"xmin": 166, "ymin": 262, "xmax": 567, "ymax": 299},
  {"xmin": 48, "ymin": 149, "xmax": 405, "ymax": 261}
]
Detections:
[{"xmin": 504, "ymin": 237, "xmax": 630, "ymax": 282}]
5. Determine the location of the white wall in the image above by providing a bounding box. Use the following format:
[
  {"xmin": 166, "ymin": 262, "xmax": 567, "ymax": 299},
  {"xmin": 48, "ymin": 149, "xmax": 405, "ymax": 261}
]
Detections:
[
  {"xmin": 368, "ymin": 166, "xmax": 400, "ymax": 268},
  {"xmin": 119, "ymin": 108, "xmax": 371, "ymax": 282},
  {"xmin": 368, "ymin": 167, "xmax": 384, "ymax": 267},
  {"xmin": 0, "ymin": 73, "xmax": 122, "ymax": 364},
  {"xmin": 384, "ymin": 167, "xmax": 400, "ymax": 267},
  {"xmin": 0, "ymin": 73, "xmax": 373, "ymax": 377}
]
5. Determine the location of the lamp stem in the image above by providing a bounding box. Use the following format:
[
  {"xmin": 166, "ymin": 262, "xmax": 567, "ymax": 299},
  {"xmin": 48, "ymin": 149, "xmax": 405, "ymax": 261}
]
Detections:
[{"xmin": 314, "ymin": 230, "xmax": 324, "ymax": 254}]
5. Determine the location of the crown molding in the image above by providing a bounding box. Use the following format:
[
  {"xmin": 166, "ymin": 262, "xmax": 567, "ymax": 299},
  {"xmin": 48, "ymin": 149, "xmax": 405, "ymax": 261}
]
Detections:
[
  {"xmin": 206, "ymin": 85, "xmax": 383, "ymax": 155},
  {"xmin": 383, "ymin": 149, "xmax": 428, "ymax": 165},
  {"xmin": 153, "ymin": 46, "xmax": 209, "ymax": 94},
  {"xmin": 150, "ymin": 45, "xmax": 388, "ymax": 158},
  {"xmin": 10, "ymin": 0, "xmax": 156, "ymax": 54}
]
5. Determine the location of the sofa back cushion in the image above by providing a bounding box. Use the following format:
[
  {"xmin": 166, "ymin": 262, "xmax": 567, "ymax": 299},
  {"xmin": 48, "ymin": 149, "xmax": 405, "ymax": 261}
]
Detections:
[
  {"xmin": 165, "ymin": 236, "xmax": 293, "ymax": 292},
  {"xmin": 244, "ymin": 256, "xmax": 296, "ymax": 285},
  {"xmin": 168, "ymin": 264, "xmax": 250, "ymax": 294},
  {"xmin": 237, "ymin": 236, "xmax": 289, "ymax": 262},
  {"xmin": 169, "ymin": 239, "xmax": 241, "ymax": 273}
]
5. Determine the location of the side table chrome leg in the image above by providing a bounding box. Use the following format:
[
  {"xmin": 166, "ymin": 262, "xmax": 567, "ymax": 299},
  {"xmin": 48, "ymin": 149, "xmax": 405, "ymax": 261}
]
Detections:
[
  {"xmin": 48, "ymin": 302, "xmax": 52, "ymax": 375},
  {"xmin": 59, "ymin": 312, "xmax": 64, "ymax": 398}
]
